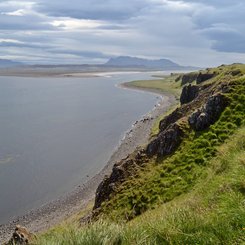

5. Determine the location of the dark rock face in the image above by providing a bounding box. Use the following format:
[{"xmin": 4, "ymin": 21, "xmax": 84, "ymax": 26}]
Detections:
[
  {"xmin": 147, "ymin": 123, "xmax": 184, "ymax": 157},
  {"xmin": 180, "ymin": 84, "xmax": 199, "ymax": 105},
  {"xmin": 5, "ymin": 225, "xmax": 33, "ymax": 245},
  {"xmin": 94, "ymin": 151, "xmax": 148, "ymax": 210},
  {"xmin": 181, "ymin": 73, "xmax": 198, "ymax": 85},
  {"xmin": 93, "ymin": 70, "xmax": 231, "ymax": 213},
  {"xmin": 196, "ymin": 73, "xmax": 216, "ymax": 84},
  {"xmin": 159, "ymin": 108, "xmax": 183, "ymax": 132},
  {"xmin": 188, "ymin": 93, "xmax": 228, "ymax": 131}
]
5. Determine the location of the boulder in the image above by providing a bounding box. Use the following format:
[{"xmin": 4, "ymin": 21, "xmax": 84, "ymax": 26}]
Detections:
[
  {"xmin": 189, "ymin": 93, "xmax": 228, "ymax": 131},
  {"xmin": 94, "ymin": 158, "xmax": 136, "ymax": 209},
  {"xmin": 181, "ymin": 72, "xmax": 198, "ymax": 86},
  {"xmin": 147, "ymin": 123, "xmax": 184, "ymax": 157},
  {"xmin": 181, "ymin": 73, "xmax": 198, "ymax": 85},
  {"xmin": 196, "ymin": 72, "xmax": 216, "ymax": 84},
  {"xmin": 180, "ymin": 84, "xmax": 199, "ymax": 105},
  {"xmin": 5, "ymin": 225, "xmax": 34, "ymax": 245},
  {"xmin": 93, "ymin": 150, "xmax": 149, "ymax": 210},
  {"xmin": 159, "ymin": 108, "xmax": 183, "ymax": 132}
]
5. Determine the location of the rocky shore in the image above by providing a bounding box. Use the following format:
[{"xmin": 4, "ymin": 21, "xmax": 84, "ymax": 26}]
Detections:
[{"xmin": 0, "ymin": 83, "xmax": 177, "ymax": 243}]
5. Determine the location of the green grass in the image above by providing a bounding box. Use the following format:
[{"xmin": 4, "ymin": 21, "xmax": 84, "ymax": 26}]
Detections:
[
  {"xmin": 35, "ymin": 126, "xmax": 245, "ymax": 245},
  {"xmin": 124, "ymin": 73, "xmax": 182, "ymax": 99},
  {"xmin": 99, "ymin": 75, "xmax": 245, "ymax": 221},
  {"xmin": 34, "ymin": 64, "xmax": 245, "ymax": 244}
]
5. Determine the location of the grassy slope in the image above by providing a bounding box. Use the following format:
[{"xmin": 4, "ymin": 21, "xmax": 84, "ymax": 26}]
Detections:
[
  {"xmin": 35, "ymin": 65, "xmax": 245, "ymax": 244},
  {"xmin": 36, "ymin": 126, "xmax": 245, "ymax": 244},
  {"xmin": 123, "ymin": 73, "xmax": 182, "ymax": 99}
]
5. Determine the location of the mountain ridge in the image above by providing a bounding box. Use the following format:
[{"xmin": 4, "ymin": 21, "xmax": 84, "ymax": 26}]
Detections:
[{"xmin": 104, "ymin": 56, "xmax": 196, "ymax": 70}]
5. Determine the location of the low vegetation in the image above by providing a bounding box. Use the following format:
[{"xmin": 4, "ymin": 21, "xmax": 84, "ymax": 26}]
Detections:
[
  {"xmin": 36, "ymin": 126, "xmax": 245, "ymax": 244},
  {"xmin": 35, "ymin": 64, "xmax": 245, "ymax": 244},
  {"xmin": 123, "ymin": 73, "xmax": 182, "ymax": 99},
  {"xmin": 100, "ymin": 71, "xmax": 245, "ymax": 221}
]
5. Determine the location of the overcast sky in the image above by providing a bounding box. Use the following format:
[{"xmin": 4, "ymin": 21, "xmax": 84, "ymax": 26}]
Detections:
[{"xmin": 0, "ymin": 0, "xmax": 244, "ymax": 66}]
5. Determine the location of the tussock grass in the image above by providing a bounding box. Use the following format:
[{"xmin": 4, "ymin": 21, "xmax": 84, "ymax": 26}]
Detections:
[
  {"xmin": 35, "ymin": 126, "xmax": 245, "ymax": 244},
  {"xmin": 35, "ymin": 64, "xmax": 245, "ymax": 244},
  {"xmin": 100, "ymin": 75, "xmax": 245, "ymax": 220}
]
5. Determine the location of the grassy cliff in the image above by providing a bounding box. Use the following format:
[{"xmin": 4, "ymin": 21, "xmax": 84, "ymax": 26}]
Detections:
[{"xmin": 30, "ymin": 64, "xmax": 245, "ymax": 244}]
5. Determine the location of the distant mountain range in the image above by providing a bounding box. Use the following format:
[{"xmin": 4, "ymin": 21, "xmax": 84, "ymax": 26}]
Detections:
[
  {"xmin": 104, "ymin": 56, "xmax": 196, "ymax": 70},
  {"xmin": 0, "ymin": 56, "xmax": 198, "ymax": 71},
  {"xmin": 0, "ymin": 59, "xmax": 22, "ymax": 68}
]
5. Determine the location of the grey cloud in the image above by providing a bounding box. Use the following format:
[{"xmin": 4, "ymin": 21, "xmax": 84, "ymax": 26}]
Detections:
[
  {"xmin": 175, "ymin": 0, "xmax": 242, "ymax": 6},
  {"xmin": 0, "ymin": 0, "xmax": 245, "ymax": 66},
  {"xmin": 48, "ymin": 49, "xmax": 111, "ymax": 59},
  {"xmin": 0, "ymin": 13, "xmax": 55, "ymax": 30},
  {"xmin": 35, "ymin": 0, "xmax": 149, "ymax": 21},
  {"xmin": 190, "ymin": 0, "xmax": 245, "ymax": 53},
  {"xmin": 201, "ymin": 28, "xmax": 245, "ymax": 53},
  {"xmin": 0, "ymin": 41, "xmax": 53, "ymax": 49}
]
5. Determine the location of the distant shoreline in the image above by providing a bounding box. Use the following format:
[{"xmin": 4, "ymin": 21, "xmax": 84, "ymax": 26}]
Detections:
[
  {"xmin": 0, "ymin": 74, "xmax": 177, "ymax": 243},
  {"xmin": 0, "ymin": 68, "xmax": 156, "ymax": 78}
]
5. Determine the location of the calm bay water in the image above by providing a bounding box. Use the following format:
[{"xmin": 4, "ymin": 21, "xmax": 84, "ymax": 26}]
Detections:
[{"xmin": 0, "ymin": 72, "xmax": 160, "ymax": 223}]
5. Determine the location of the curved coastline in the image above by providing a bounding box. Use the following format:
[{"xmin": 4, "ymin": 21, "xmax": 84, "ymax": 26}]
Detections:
[{"xmin": 0, "ymin": 81, "xmax": 177, "ymax": 242}]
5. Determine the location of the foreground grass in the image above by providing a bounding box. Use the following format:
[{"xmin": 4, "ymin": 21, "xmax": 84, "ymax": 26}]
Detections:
[{"xmin": 36, "ymin": 126, "xmax": 245, "ymax": 244}]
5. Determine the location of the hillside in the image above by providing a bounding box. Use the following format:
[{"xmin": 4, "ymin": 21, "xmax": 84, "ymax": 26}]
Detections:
[{"xmin": 6, "ymin": 64, "xmax": 245, "ymax": 244}]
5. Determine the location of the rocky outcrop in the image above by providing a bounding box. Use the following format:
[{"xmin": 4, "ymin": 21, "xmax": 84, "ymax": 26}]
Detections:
[
  {"xmin": 94, "ymin": 158, "xmax": 134, "ymax": 210},
  {"xmin": 181, "ymin": 73, "xmax": 198, "ymax": 85},
  {"xmin": 159, "ymin": 108, "xmax": 183, "ymax": 132},
  {"xmin": 146, "ymin": 123, "xmax": 184, "ymax": 157},
  {"xmin": 196, "ymin": 72, "xmax": 216, "ymax": 84},
  {"xmin": 4, "ymin": 225, "xmax": 34, "ymax": 245},
  {"xmin": 180, "ymin": 84, "xmax": 199, "ymax": 105},
  {"xmin": 94, "ymin": 150, "xmax": 148, "ymax": 210},
  {"xmin": 188, "ymin": 93, "xmax": 228, "ymax": 131},
  {"xmin": 93, "ymin": 69, "xmax": 231, "ymax": 212}
]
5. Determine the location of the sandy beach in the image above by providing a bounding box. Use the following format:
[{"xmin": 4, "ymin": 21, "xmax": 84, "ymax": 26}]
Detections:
[{"xmin": 0, "ymin": 82, "xmax": 177, "ymax": 243}]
